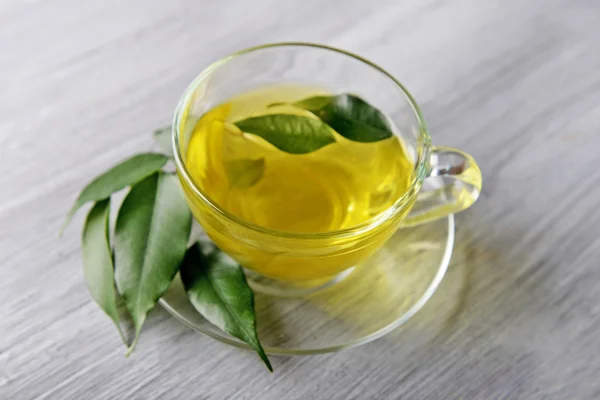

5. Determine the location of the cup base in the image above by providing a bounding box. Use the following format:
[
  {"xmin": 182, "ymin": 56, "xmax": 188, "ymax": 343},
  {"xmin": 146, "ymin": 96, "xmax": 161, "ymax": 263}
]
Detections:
[{"xmin": 244, "ymin": 268, "xmax": 356, "ymax": 297}]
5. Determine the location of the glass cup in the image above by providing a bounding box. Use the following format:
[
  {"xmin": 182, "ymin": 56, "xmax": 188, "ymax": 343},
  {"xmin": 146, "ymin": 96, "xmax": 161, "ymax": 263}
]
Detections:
[{"xmin": 173, "ymin": 43, "xmax": 481, "ymax": 290}]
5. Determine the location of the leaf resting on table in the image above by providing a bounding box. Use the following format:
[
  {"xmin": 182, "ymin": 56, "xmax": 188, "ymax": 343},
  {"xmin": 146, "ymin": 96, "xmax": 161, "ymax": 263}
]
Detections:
[
  {"xmin": 82, "ymin": 198, "xmax": 127, "ymax": 345},
  {"xmin": 61, "ymin": 153, "xmax": 169, "ymax": 234},
  {"xmin": 114, "ymin": 172, "xmax": 192, "ymax": 355}
]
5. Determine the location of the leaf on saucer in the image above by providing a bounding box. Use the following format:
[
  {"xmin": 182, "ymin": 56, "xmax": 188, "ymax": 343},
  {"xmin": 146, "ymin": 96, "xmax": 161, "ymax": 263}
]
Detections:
[{"xmin": 180, "ymin": 243, "xmax": 272, "ymax": 371}]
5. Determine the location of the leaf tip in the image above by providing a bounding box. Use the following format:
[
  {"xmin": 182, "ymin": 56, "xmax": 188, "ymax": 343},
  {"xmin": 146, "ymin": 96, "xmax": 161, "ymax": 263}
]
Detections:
[
  {"xmin": 124, "ymin": 324, "xmax": 142, "ymax": 357},
  {"xmin": 263, "ymin": 357, "xmax": 274, "ymax": 372},
  {"xmin": 256, "ymin": 344, "xmax": 273, "ymax": 372},
  {"xmin": 124, "ymin": 336, "xmax": 139, "ymax": 357},
  {"xmin": 59, "ymin": 210, "xmax": 75, "ymax": 237}
]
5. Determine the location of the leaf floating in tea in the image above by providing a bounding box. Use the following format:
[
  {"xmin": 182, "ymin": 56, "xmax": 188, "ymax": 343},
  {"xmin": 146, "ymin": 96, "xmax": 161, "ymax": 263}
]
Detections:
[
  {"xmin": 224, "ymin": 158, "xmax": 265, "ymax": 188},
  {"xmin": 153, "ymin": 126, "xmax": 174, "ymax": 156},
  {"xmin": 61, "ymin": 153, "xmax": 169, "ymax": 234},
  {"xmin": 292, "ymin": 95, "xmax": 332, "ymax": 112},
  {"xmin": 180, "ymin": 243, "xmax": 273, "ymax": 371},
  {"xmin": 114, "ymin": 172, "xmax": 192, "ymax": 355},
  {"xmin": 294, "ymin": 93, "xmax": 394, "ymax": 143},
  {"xmin": 234, "ymin": 114, "xmax": 335, "ymax": 154},
  {"xmin": 82, "ymin": 199, "xmax": 128, "ymax": 345}
]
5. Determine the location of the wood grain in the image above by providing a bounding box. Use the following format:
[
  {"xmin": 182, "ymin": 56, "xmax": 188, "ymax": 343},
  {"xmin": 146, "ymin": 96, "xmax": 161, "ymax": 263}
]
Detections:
[{"xmin": 2, "ymin": 0, "xmax": 600, "ymax": 398}]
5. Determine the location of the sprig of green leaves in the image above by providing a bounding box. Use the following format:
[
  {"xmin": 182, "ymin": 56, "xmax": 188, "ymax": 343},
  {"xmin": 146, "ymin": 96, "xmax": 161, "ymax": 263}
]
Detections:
[
  {"xmin": 63, "ymin": 132, "xmax": 272, "ymax": 369},
  {"xmin": 64, "ymin": 92, "xmax": 390, "ymax": 370}
]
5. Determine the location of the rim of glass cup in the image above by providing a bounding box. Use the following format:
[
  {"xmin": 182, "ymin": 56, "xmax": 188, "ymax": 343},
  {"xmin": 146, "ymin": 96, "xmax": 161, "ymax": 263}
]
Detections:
[{"xmin": 172, "ymin": 42, "xmax": 431, "ymax": 240}]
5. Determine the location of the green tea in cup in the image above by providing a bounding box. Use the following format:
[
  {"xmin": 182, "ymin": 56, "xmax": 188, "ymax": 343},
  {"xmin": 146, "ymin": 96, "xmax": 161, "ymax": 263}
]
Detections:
[
  {"xmin": 185, "ymin": 84, "xmax": 414, "ymax": 233},
  {"xmin": 174, "ymin": 43, "xmax": 481, "ymax": 285}
]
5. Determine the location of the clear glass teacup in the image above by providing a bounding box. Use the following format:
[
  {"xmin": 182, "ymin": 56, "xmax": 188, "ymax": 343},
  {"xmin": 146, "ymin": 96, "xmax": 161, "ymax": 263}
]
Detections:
[{"xmin": 173, "ymin": 43, "xmax": 481, "ymax": 289}]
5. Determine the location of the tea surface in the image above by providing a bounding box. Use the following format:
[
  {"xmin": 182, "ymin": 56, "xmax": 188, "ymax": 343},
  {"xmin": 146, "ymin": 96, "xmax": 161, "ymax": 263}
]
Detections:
[{"xmin": 184, "ymin": 85, "xmax": 413, "ymax": 233}]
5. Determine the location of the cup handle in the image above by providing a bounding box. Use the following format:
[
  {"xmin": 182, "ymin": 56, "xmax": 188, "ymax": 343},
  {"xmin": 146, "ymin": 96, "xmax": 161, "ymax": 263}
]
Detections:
[{"xmin": 402, "ymin": 146, "xmax": 482, "ymax": 227}]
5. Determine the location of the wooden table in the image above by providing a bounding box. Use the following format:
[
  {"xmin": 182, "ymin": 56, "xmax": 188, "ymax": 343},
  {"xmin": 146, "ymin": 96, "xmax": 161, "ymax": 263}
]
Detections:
[{"xmin": 2, "ymin": 0, "xmax": 599, "ymax": 398}]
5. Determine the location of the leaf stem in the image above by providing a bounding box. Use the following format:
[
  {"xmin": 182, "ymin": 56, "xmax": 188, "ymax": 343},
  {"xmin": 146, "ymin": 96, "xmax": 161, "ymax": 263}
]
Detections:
[{"xmin": 125, "ymin": 330, "xmax": 140, "ymax": 357}]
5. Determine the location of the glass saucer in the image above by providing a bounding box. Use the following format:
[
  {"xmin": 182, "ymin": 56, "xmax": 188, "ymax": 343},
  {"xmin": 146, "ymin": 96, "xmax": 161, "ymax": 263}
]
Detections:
[{"xmin": 159, "ymin": 215, "xmax": 454, "ymax": 355}]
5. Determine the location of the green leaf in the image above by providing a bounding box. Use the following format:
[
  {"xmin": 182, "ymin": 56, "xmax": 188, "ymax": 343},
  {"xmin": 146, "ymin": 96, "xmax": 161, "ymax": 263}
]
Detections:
[
  {"xmin": 153, "ymin": 126, "xmax": 174, "ymax": 156},
  {"xmin": 294, "ymin": 93, "xmax": 393, "ymax": 143},
  {"xmin": 234, "ymin": 114, "xmax": 335, "ymax": 154},
  {"xmin": 224, "ymin": 158, "xmax": 265, "ymax": 188},
  {"xmin": 82, "ymin": 199, "xmax": 127, "ymax": 345},
  {"xmin": 61, "ymin": 153, "xmax": 169, "ymax": 235},
  {"xmin": 180, "ymin": 243, "xmax": 272, "ymax": 371},
  {"xmin": 293, "ymin": 95, "xmax": 332, "ymax": 112},
  {"xmin": 114, "ymin": 172, "xmax": 192, "ymax": 355}
]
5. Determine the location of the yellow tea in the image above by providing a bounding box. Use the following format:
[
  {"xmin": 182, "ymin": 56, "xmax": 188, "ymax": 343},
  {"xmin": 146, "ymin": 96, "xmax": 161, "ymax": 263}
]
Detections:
[
  {"xmin": 180, "ymin": 84, "xmax": 415, "ymax": 281},
  {"xmin": 185, "ymin": 85, "xmax": 413, "ymax": 233}
]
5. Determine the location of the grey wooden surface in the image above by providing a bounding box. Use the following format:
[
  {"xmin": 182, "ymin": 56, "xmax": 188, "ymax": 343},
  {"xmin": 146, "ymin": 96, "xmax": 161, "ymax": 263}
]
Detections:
[{"xmin": 2, "ymin": 0, "xmax": 599, "ymax": 398}]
